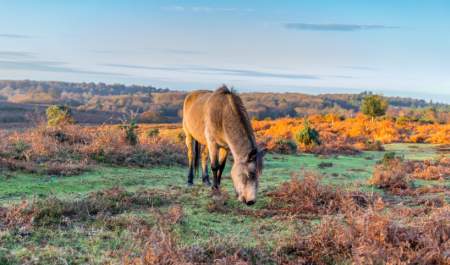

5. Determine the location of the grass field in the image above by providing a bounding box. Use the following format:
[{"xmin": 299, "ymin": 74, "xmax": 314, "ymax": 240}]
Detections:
[{"xmin": 0, "ymin": 144, "xmax": 448, "ymax": 264}]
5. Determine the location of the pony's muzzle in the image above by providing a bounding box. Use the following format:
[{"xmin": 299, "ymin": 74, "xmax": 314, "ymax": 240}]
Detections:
[{"xmin": 245, "ymin": 200, "xmax": 255, "ymax": 206}]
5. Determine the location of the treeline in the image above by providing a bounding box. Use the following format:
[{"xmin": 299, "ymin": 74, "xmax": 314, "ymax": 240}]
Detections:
[
  {"xmin": 0, "ymin": 80, "xmax": 168, "ymax": 106},
  {"xmin": 0, "ymin": 80, "xmax": 448, "ymax": 124}
]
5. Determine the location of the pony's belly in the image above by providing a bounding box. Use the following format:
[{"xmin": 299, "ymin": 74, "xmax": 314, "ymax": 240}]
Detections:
[{"xmin": 184, "ymin": 119, "xmax": 207, "ymax": 145}]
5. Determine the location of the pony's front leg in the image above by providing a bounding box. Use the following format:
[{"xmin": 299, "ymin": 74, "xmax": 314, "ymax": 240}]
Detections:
[
  {"xmin": 217, "ymin": 148, "xmax": 228, "ymax": 186},
  {"xmin": 201, "ymin": 145, "xmax": 211, "ymax": 186},
  {"xmin": 185, "ymin": 132, "xmax": 195, "ymax": 186},
  {"xmin": 207, "ymin": 141, "xmax": 220, "ymax": 191}
]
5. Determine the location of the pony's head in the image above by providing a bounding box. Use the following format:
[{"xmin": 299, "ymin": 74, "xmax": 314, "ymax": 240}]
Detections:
[{"xmin": 231, "ymin": 147, "xmax": 267, "ymax": 206}]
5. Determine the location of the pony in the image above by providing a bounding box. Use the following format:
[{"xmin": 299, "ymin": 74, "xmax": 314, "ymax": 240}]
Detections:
[{"xmin": 182, "ymin": 86, "xmax": 266, "ymax": 205}]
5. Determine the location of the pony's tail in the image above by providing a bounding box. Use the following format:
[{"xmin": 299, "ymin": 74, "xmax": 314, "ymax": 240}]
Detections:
[{"xmin": 193, "ymin": 139, "xmax": 200, "ymax": 177}]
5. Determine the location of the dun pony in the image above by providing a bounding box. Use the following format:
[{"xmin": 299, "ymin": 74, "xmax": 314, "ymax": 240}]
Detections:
[{"xmin": 182, "ymin": 86, "xmax": 266, "ymax": 205}]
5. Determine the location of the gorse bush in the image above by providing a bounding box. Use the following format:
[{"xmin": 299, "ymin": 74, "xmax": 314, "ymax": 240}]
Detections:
[
  {"xmin": 46, "ymin": 105, "xmax": 75, "ymax": 126},
  {"xmin": 296, "ymin": 120, "xmax": 320, "ymax": 146}
]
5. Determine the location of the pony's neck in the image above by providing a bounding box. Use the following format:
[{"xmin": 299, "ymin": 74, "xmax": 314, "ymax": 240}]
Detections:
[
  {"xmin": 223, "ymin": 93, "xmax": 256, "ymax": 162},
  {"xmin": 229, "ymin": 137, "xmax": 255, "ymax": 162},
  {"xmin": 226, "ymin": 124, "xmax": 256, "ymax": 162}
]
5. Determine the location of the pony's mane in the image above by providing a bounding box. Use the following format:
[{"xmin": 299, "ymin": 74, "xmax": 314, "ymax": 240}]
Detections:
[
  {"xmin": 215, "ymin": 85, "xmax": 263, "ymax": 174},
  {"xmin": 216, "ymin": 86, "xmax": 256, "ymax": 148},
  {"xmin": 215, "ymin": 85, "xmax": 232, "ymax": 94}
]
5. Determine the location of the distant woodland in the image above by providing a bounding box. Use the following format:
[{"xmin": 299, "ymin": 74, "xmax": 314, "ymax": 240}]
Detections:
[{"xmin": 0, "ymin": 80, "xmax": 448, "ymax": 126}]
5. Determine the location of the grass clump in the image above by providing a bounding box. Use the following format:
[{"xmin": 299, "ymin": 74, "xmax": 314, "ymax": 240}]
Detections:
[{"xmin": 317, "ymin": 162, "xmax": 333, "ymax": 169}]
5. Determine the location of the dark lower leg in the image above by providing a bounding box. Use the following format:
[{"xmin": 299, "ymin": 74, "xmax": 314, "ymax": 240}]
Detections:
[
  {"xmin": 211, "ymin": 164, "xmax": 219, "ymax": 190},
  {"xmin": 217, "ymin": 149, "xmax": 228, "ymax": 186},
  {"xmin": 187, "ymin": 164, "xmax": 194, "ymax": 185},
  {"xmin": 217, "ymin": 163, "xmax": 226, "ymax": 186},
  {"xmin": 185, "ymin": 133, "xmax": 194, "ymax": 186},
  {"xmin": 202, "ymin": 166, "xmax": 211, "ymax": 186},
  {"xmin": 201, "ymin": 146, "xmax": 210, "ymax": 185}
]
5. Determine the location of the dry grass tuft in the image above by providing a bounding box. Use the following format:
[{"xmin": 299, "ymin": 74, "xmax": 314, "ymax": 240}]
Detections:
[
  {"xmin": 0, "ymin": 123, "xmax": 186, "ymax": 175},
  {"xmin": 266, "ymin": 171, "xmax": 381, "ymax": 217},
  {"xmin": 369, "ymin": 156, "xmax": 449, "ymax": 196},
  {"xmin": 1, "ymin": 187, "xmax": 174, "ymax": 228},
  {"xmin": 411, "ymin": 157, "xmax": 450, "ymax": 180},
  {"xmin": 368, "ymin": 157, "xmax": 413, "ymax": 194},
  {"xmin": 277, "ymin": 206, "xmax": 450, "ymax": 265}
]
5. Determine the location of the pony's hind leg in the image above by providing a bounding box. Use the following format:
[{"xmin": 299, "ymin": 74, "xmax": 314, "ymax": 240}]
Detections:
[
  {"xmin": 185, "ymin": 132, "xmax": 195, "ymax": 186},
  {"xmin": 201, "ymin": 145, "xmax": 211, "ymax": 186}
]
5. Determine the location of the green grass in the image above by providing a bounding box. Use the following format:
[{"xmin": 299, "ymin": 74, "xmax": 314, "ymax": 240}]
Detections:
[
  {"xmin": 0, "ymin": 143, "xmax": 447, "ymax": 264},
  {"xmin": 383, "ymin": 143, "xmax": 446, "ymax": 160}
]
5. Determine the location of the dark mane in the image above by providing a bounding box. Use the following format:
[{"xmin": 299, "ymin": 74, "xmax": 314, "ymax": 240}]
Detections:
[
  {"xmin": 223, "ymin": 88, "xmax": 257, "ymax": 149},
  {"xmin": 215, "ymin": 84, "xmax": 232, "ymax": 94}
]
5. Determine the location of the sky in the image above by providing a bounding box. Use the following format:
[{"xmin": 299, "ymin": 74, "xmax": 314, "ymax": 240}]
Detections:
[{"xmin": 0, "ymin": 0, "xmax": 449, "ymax": 102}]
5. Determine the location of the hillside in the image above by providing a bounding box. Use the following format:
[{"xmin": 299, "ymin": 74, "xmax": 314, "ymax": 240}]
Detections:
[{"xmin": 0, "ymin": 80, "xmax": 448, "ymax": 125}]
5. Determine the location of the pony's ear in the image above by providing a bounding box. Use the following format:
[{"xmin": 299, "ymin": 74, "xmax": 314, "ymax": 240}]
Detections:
[
  {"xmin": 247, "ymin": 148, "xmax": 258, "ymax": 162},
  {"xmin": 259, "ymin": 147, "xmax": 268, "ymax": 157}
]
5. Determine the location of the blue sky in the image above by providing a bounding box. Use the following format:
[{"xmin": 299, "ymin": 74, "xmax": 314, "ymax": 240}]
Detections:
[{"xmin": 0, "ymin": 0, "xmax": 449, "ymax": 102}]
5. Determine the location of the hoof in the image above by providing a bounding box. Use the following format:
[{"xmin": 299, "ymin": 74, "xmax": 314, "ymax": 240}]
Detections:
[
  {"xmin": 187, "ymin": 182, "xmax": 194, "ymax": 187},
  {"xmin": 202, "ymin": 178, "xmax": 211, "ymax": 187}
]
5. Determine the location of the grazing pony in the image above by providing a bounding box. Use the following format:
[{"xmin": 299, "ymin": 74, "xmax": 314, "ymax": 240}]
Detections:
[{"xmin": 182, "ymin": 86, "xmax": 265, "ymax": 205}]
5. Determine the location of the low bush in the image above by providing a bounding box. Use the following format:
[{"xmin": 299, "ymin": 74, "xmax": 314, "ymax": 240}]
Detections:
[{"xmin": 269, "ymin": 139, "xmax": 297, "ymax": 154}]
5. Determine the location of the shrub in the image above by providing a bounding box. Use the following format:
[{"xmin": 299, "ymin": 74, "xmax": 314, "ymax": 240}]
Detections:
[
  {"xmin": 120, "ymin": 118, "xmax": 139, "ymax": 145},
  {"xmin": 364, "ymin": 140, "xmax": 384, "ymax": 151},
  {"xmin": 272, "ymin": 139, "xmax": 297, "ymax": 154},
  {"xmin": 361, "ymin": 95, "xmax": 388, "ymax": 121},
  {"xmin": 296, "ymin": 120, "xmax": 320, "ymax": 146},
  {"xmin": 11, "ymin": 140, "xmax": 30, "ymax": 160},
  {"xmin": 146, "ymin": 128, "xmax": 160, "ymax": 138},
  {"xmin": 46, "ymin": 105, "xmax": 75, "ymax": 126},
  {"xmin": 380, "ymin": 151, "xmax": 398, "ymax": 165}
]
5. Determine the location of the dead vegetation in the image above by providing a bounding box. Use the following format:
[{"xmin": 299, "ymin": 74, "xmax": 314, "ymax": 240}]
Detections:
[
  {"xmin": 122, "ymin": 172, "xmax": 449, "ymax": 265},
  {"xmin": 0, "ymin": 123, "xmax": 186, "ymax": 176},
  {"xmin": 369, "ymin": 155, "xmax": 449, "ymax": 196},
  {"xmin": 0, "ymin": 187, "xmax": 174, "ymax": 228},
  {"xmin": 266, "ymin": 172, "xmax": 382, "ymax": 218},
  {"xmin": 276, "ymin": 205, "xmax": 450, "ymax": 265},
  {"xmin": 411, "ymin": 157, "xmax": 450, "ymax": 180}
]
